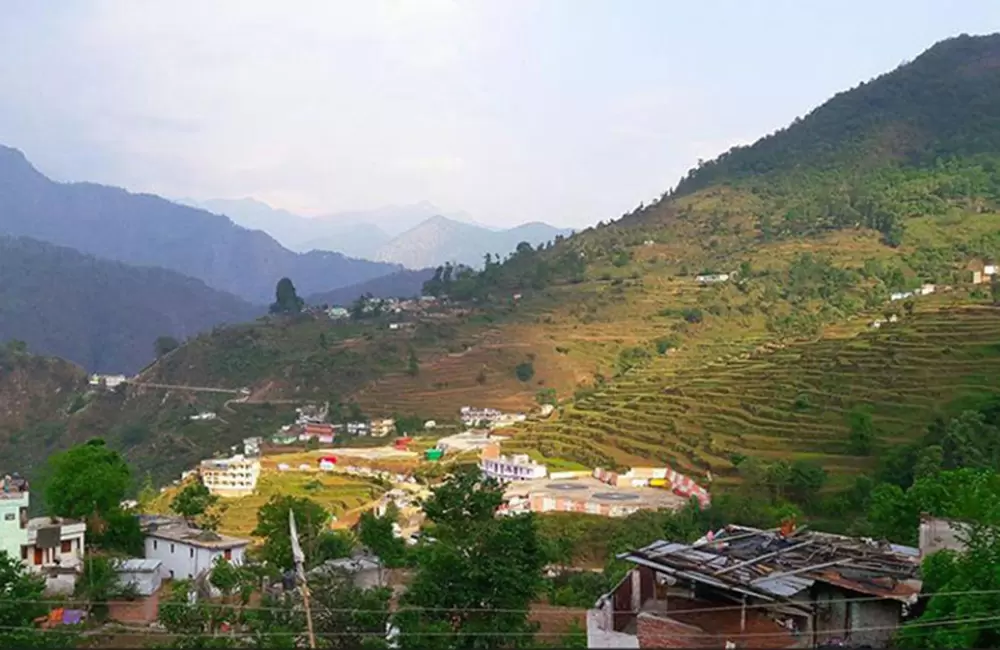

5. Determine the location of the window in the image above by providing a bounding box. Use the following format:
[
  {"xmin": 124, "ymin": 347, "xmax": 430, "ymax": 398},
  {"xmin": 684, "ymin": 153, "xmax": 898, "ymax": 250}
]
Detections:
[
  {"xmin": 153, "ymin": 539, "xmax": 158, "ymax": 550},
  {"xmin": 170, "ymin": 543, "xmax": 175, "ymax": 554},
  {"xmin": 190, "ymin": 548, "xmax": 194, "ymax": 558},
  {"xmin": 20, "ymin": 546, "xmax": 27, "ymax": 560},
  {"xmin": 19, "ymin": 507, "xmax": 27, "ymax": 529},
  {"xmin": 4, "ymin": 513, "xmax": 13, "ymax": 521},
  {"xmin": 224, "ymin": 548, "xmax": 232, "ymax": 561},
  {"xmin": 61, "ymin": 540, "xmax": 72, "ymax": 553}
]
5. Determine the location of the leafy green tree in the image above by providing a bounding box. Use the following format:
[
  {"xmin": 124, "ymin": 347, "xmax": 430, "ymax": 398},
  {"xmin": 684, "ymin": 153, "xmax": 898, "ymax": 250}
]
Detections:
[
  {"xmin": 136, "ymin": 472, "xmax": 158, "ymax": 514},
  {"xmin": 269, "ymin": 277, "xmax": 304, "ymax": 314},
  {"xmin": 43, "ymin": 439, "xmax": 143, "ymax": 554},
  {"xmin": 847, "ymin": 407, "xmax": 876, "ymax": 455},
  {"xmin": 0, "ymin": 551, "xmax": 77, "ymax": 648},
  {"xmin": 311, "ymin": 567, "xmax": 393, "ymax": 650},
  {"xmin": 171, "ymin": 480, "xmax": 219, "ymax": 524},
  {"xmin": 395, "ymin": 466, "xmax": 545, "ymax": 649},
  {"xmin": 252, "ymin": 495, "xmax": 352, "ymax": 571},
  {"xmin": 535, "ymin": 388, "xmax": 557, "ymax": 406},
  {"xmin": 941, "ymin": 410, "xmax": 1000, "ymax": 469},
  {"xmin": 44, "ymin": 438, "xmax": 131, "ymax": 519},
  {"xmin": 154, "ymin": 335, "xmax": 180, "ymax": 357},
  {"xmin": 75, "ymin": 553, "xmax": 128, "ymax": 621},
  {"xmin": 515, "ymin": 361, "xmax": 535, "ymax": 382},
  {"xmin": 897, "ymin": 524, "xmax": 1000, "ymax": 649},
  {"xmin": 407, "ymin": 348, "xmax": 419, "ymax": 377},
  {"xmin": 787, "ymin": 460, "xmax": 827, "ymax": 506},
  {"xmin": 358, "ymin": 508, "xmax": 407, "ymax": 569}
]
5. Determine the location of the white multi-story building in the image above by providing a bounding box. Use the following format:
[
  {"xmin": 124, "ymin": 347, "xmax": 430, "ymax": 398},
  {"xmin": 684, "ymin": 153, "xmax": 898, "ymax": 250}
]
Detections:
[
  {"xmin": 480, "ymin": 445, "xmax": 547, "ymax": 482},
  {"xmin": 346, "ymin": 421, "xmax": 371, "ymax": 436},
  {"xmin": 142, "ymin": 517, "xmax": 249, "ymax": 587},
  {"xmin": 0, "ymin": 475, "xmax": 86, "ymax": 594},
  {"xmin": 0, "ymin": 476, "xmax": 30, "ymax": 562},
  {"xmin": 199, "ymin": 455, "xmax": 260, "ymax": 497}
]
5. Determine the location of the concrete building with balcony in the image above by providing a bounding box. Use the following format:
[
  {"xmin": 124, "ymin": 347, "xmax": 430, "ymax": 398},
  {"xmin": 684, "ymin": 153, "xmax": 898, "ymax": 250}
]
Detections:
[
  {"xmin": 480, "ymin": 443, "xmax": 547, "ymax": 482},
  {"xmin": 199, "ymin": 454, "xmax": 260, "ymax": 497},
  {"xmin": 0, "ymin": 475, "xmax": 86, "ymax": 594}
]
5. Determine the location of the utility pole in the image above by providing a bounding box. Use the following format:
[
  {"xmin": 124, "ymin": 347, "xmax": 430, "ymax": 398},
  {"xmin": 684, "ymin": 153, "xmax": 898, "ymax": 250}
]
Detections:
[{"xmin": 289, "ymin": 509, "xmax": 317, "ymax": 649}]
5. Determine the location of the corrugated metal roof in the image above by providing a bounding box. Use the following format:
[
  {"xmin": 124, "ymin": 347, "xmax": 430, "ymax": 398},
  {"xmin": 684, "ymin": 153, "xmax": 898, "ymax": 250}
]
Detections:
[{"xmin": 619, "ymin": 526, "xmax": 922, "ymax": 604}]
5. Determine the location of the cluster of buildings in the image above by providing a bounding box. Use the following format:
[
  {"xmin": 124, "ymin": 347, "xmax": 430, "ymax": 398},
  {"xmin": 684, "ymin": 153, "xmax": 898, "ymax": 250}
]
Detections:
[
  {"xmin": 459, "ymin": 406, "xmax": 527, "ymax": 428},
  {"xmin": 271, "ymin": 418, "xmax": 397, "ymax": 446},
  {"xmin": 593, "ymin": 466, "xmax": 711, "ymax": 507},
  {"xmin": 890, "ymin": 283, "xmax": 936, "ymax": 302},
  {"xmin": 0, "ymin": 472, "xmax": 253, "ymax": 617},
  {"xmin": 324, "ymin": 295, "xmax": 439, "ymax": 321}
]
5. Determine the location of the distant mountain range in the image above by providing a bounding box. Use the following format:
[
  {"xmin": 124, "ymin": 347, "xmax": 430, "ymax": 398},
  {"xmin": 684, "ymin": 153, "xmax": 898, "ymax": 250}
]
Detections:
[
  {"xmin": 183, "ymin": 197, "xmax": 573, "ymax": 269},
  {"xmin": 0, "ymin": 145, "xmax": 403, "ymax": 304},
  {"xmin": 0, "ymin": 236, "xmax": 259, "ymax": 373}
]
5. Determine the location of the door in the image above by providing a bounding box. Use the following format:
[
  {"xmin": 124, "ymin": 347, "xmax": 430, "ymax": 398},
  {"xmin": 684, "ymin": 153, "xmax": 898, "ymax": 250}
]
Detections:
[{"xmin": 33, "ymin": 547, "xmax": 43, "ymax": 565}]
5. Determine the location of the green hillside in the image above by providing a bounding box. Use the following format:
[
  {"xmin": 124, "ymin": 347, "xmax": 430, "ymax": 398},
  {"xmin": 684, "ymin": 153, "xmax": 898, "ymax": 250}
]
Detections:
[{"xmin": 5, "ymin": 34, "xmax": 1000, "ymax": 494}]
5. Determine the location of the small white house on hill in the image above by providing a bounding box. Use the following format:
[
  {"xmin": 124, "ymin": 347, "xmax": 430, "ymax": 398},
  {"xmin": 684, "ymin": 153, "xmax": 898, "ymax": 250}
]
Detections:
[{"xmin": 142, "ymin": 516, "xmax": 249, "ymax": 585}]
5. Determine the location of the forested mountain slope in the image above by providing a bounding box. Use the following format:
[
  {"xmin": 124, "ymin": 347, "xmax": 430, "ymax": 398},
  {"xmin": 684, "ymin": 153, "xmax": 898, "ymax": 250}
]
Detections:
[
  {"xmin": 0, "ymin": 147, "xmax": 403, "ymax": 303},
  {"xmin": 0, "ymin": 236, "xmax": 260, "ymax": 373}
]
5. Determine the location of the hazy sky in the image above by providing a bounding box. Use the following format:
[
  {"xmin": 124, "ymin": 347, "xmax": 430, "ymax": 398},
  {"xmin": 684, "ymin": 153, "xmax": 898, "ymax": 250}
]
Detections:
[{"xmin": 1, "ymin": 1, "xmax": 998, "ymax": 228}]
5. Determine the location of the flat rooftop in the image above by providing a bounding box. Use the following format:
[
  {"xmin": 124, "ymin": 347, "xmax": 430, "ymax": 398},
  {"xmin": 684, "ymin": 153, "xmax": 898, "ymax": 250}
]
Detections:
[
  {"xmin": 504, "ymin": 476, "xmax": 689, "ymax": 511},
  {"xmin": 144, "ymin": 518, "xmax": 249, "ymax": 549}
]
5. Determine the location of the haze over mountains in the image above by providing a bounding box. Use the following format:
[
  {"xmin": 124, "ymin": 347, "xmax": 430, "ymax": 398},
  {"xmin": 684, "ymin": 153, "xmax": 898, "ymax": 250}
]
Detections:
[
  {"xmin": 183, "ymin": 197, "xmax": 573, "ymax": 269},
  {"xmin": 0, "ymin": 145, "xmax": 403, "ymax": 305}
]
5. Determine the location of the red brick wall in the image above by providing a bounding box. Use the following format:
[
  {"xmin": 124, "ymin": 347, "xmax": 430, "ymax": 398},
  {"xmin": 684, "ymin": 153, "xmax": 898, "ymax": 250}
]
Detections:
[
  {"xmin": 108, "ymin": 589, "xmax": 160, "ymax": 625},
  {"xmin": 637, "ymin": 612, "xmax": 711, "ymax": 648}
]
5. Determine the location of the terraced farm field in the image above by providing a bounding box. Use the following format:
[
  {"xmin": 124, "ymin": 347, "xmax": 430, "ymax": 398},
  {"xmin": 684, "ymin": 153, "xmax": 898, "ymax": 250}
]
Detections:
[
  {"xmin": 513, "ymin": 301, "xmax": 1000, "ymax": 487},
  {"xmin": 150, "ymin": 470, "xmax": 386, "ymax": 538}
]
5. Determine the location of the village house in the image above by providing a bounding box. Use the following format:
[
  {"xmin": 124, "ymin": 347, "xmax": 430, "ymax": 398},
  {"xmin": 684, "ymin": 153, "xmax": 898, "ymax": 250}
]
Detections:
[
  {"xmin": 587, "ymin": 524, "xmax": 922, "ymax": 649},
  {"xmin": 695, "ymin": 273, "xmax": 730, "ymax": 284},
  {"xmin": 109, "ymin": 558, "xmax": 164, "ymax": 624},
  {"xmin": 371, "ymin": 418, "xmax": 396, "ymax": 437},
  {"xmin": 88, "ymin": 373, "xmax": 128, "ymax": 390},
  {"xmin": 347, "ymin": 421, "xmax": 371, "ymax": 436},
  {"xmin": 242, "ymin": 436, "xmax": 263, "ymax": 457},
  {"xmin": 460, "ymin": 406, "xmax": 502, "ymax": 426},
  {"xmin": 890, "ymin": 291, "xmax": 914, "ymax": 301},
  {"xmin": 460, "ymin": 406, "xmax": 527, "ymax": 428},
  {"xmin": 199, "ymin": 454, "xmax": 260, "ymax": 497},
  {"xmin": 326, "ymin": 306, "xmax": 350, "ymax": 320},
  {"xmin": 141, "ymin": 515, "xmax": 249, "ymax": 587},
  {"xmin": 919, "ymin": 514, "xmax": 971, "ymax": 557},
  {"xmin": 299, "ymin": 422, "xmax": 336, "ymax": 444},
  {"xmin": 0, "ymin": 474, "xmax": 86, "ymax": 595},
  {"xmin": 189, "ymin": 411, "xmax": 217, "ymax": 422},
  {"xmin": 480, "ymin": 443, "xmax": 548, "ymax": 481}
]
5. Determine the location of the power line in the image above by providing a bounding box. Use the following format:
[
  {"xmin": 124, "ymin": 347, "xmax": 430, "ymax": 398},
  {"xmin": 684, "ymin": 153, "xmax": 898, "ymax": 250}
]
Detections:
[
  {"xmin": 4, "ymin": 585, "xmax": 1000, "ymax": 615},
  {"xmin": 5, "ymin": 612, "xmax": 1000, "ymax": 640}
]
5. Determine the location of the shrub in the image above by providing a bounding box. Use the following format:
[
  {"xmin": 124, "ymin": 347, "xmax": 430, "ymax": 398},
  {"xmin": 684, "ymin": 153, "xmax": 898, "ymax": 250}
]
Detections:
[
  {"xmin": 682, "ymin": 308, "xmax": 704, "ymax": 324},
  {"xmin": 515, "ymin": 361, "xmax": 535, "ymax": 382}
]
